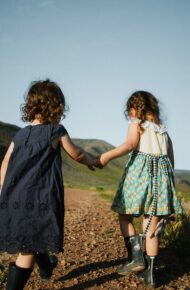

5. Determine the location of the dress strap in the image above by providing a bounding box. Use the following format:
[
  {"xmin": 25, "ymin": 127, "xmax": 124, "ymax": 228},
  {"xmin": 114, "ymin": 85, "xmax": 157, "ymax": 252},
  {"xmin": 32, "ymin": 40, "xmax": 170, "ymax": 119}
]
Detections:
[{"xmin": 141, "ymin": 120, "xmax": 166, "ymax": 134}]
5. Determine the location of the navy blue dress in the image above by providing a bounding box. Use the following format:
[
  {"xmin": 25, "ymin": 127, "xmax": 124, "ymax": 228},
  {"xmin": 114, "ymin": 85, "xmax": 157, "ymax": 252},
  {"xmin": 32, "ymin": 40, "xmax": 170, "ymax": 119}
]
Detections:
[{"xmin": 0, "ymin": 123, "xmax": 67, "ymax": 254}]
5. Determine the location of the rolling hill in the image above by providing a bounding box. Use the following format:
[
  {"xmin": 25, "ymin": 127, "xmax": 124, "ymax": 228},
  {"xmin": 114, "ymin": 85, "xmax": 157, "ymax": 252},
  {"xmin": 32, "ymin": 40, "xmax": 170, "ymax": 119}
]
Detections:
[
  {"xmin": 0, "ymin": 121, "xmax": 190, "ymax": 193},
  {"xmin": 0, "ymin": 121, "xmax": 126, "ymax": 190}
]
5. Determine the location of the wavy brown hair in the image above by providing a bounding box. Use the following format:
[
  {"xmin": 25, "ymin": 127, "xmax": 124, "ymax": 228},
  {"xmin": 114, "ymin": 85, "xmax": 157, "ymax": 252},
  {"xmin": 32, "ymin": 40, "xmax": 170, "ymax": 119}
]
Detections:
[
  {"xmin": 124, "ymin": 91, "xmax": 161, "ymax": 133},
  {"xmin": 125, "ymin": 90, "xmax": 161, "ymax": 123},
  {"xmin": 21, "ymin": 79, "xmax": 67, "ymax": 124}
]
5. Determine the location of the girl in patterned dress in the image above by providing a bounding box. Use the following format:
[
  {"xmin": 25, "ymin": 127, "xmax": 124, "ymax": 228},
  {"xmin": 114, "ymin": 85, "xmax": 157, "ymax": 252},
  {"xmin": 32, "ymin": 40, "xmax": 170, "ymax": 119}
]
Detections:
[
  {"xmin": 98, "ymin": 91, "xmax": 183, "ymax": 288},
  {"xmin": 0, "ymin": 79, "xmax": 97, "ymax": 290}
]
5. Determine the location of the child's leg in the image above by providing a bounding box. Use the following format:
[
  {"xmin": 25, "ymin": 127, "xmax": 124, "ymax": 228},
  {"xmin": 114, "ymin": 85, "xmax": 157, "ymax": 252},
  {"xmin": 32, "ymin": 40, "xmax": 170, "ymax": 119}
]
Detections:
[
  {"xmin": 119, "ymin": 214, "xmax": 135, "ymax": 237},
  {"xmin": 16, "ymin": 253, "xmax": 35, "ymax": 268},
  {"xmin": 143, "ymin": 216, "xmax": 160, "ymax": 256},
  {"xmin": 36, "ymin": 253, "xmax": 58, "ymax": 280},
  {"xmin": 6, "ymin": 253, "xmax": 35, "ymax": 290},
  {"xmin": 139, "ymin": 216, "xmax": 161, "ymax": 287},
  {"xmin": 118, "ymin": 214, "xmax": 145, "ymax": 275}
]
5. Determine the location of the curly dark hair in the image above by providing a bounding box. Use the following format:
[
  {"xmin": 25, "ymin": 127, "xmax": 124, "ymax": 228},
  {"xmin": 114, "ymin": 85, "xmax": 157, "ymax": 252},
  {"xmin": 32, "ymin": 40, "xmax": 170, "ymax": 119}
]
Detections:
[
  {"xmin": 21, "ymin": 79, "xmax": 67, "ymax": 124},
  {"xmin": 125, "ymin": 91, "xmax": 161, "ymax": 125}
]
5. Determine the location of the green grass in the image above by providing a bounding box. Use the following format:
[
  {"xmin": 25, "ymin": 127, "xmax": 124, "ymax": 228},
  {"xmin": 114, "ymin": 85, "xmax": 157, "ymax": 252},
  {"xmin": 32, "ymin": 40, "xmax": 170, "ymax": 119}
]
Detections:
[
  {"xmin": 177, "ymin": 190, "xmax": 190, "ymax": 202},
  {"xmin": 161, "ymin": 214, "xmax": 190, "ymax": 258},
  {"xmin": 99, "ymin": 192, "xmax": 114, "ymax": 202}
]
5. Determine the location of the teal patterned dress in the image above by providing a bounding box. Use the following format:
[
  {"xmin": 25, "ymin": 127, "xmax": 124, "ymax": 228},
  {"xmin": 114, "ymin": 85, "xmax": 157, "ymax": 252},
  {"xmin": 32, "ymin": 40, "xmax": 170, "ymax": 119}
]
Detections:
[{"xmin": 111, "ymin": 120, "xmax": 183, "ymax": 217}]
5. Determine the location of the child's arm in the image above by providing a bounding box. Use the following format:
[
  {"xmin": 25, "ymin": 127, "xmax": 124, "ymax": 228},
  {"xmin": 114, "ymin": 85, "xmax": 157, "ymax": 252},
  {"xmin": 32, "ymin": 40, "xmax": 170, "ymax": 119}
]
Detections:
[
  {"xmin": 0, "ymin": 142, "xmax": 14, "ymax": 190},
  {"xmin": 167, "ymin": 134, "xmax": 174, "ymax": 169},
  {"xmin": 60, "ymin": 134, "xmax": 96, "ymax": 170},
  {"xmin": 99, "ymin": 122, "xmax": 140, "ymax": 166}
]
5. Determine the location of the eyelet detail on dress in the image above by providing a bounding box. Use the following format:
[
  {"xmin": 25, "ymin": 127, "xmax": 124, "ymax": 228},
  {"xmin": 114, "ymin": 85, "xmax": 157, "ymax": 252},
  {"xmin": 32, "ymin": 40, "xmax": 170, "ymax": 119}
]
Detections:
[
  {"xmin": 0, "ymin": 202, "xmax": 8, "ymax": 209},
  {"xmin": 39, "ymin": 203, "xmax": 48, "ymax": 210},
  {"xmin": 47, "ymin": 235, "xmax": 52, "ymax": 242},
  {"xmin": 18, "ymin": 235, "xmax": 24, "ymax": 242},
  {"xmin": 25, "ymin": 202, "xmax": 34, "ymax": 210},
  {"xmin": 13, "ymin": 202, "xmax": 19, "ymax": 209},
  {"xmin": 0, "ymin": 235, "xmax": 63, "ymax": 253}
]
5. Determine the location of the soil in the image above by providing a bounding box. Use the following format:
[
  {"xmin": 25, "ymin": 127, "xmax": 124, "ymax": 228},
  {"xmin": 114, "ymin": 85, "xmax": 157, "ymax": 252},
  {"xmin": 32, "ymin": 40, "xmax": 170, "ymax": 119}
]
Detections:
[{"xmin": 0, "ymin": 188, "xmax": 190, "ymax": 290}]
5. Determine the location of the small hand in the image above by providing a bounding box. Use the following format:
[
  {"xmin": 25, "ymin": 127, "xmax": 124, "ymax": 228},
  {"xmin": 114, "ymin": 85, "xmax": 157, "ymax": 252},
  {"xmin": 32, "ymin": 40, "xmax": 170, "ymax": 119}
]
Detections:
[
  {"xmin": 86, "ymin": 154, "xmax": 98, "ymax": 171},
  {"xmin": 94, "ymin": 156, "xmax": 104, "ymax": 169},
  {"xmin": 98, "ymin": 153, "xmax": 110, "ymax": 167}
]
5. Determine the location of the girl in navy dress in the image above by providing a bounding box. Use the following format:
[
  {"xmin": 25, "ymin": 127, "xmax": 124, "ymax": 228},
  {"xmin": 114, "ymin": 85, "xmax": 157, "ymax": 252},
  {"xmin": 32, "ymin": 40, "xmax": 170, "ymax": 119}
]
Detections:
[
  {"xmin": 0, "ymin": 79, "xmax": 96, "ymax": 290},
  {"xmin": 98, "ymin": 91, "xmax": 183, "ymax": 288}
]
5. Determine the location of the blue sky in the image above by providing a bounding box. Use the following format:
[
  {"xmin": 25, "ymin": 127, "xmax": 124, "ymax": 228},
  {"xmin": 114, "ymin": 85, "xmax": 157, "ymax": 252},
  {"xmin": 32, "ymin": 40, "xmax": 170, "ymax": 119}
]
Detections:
[{"xmin": 0, "ymin": 0, "xmax": 190, "ymax": 170}]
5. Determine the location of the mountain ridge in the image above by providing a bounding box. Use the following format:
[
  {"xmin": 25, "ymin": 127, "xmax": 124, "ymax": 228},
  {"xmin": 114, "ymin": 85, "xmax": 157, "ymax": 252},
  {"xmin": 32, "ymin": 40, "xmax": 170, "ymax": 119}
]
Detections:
[{"xmin": 0, "ymin": 120, "xmax": 189, "ymax": 192}]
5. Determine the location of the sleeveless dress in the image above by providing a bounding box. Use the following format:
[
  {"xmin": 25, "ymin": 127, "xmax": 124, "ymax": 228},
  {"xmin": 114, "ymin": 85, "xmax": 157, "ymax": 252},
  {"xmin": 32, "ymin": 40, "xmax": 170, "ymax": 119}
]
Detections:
[
  {"xmin": 0, "ymin": 123, "xmax": 67, "ymax": 254},
  {"xmin": 111, "ymin": 118, "xmax": 183, "ymax": 216}
]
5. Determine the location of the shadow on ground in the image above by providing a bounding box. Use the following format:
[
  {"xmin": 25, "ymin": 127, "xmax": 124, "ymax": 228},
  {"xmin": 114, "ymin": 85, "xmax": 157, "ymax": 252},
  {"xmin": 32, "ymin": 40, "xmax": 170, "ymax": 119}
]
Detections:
[
  {"xmin": 57, "ymin": 216, "xmax": 190, "ymax": 289},
  {"xmin": 57, "ymin": 258, "xmax": 125, "ymax": 289}
]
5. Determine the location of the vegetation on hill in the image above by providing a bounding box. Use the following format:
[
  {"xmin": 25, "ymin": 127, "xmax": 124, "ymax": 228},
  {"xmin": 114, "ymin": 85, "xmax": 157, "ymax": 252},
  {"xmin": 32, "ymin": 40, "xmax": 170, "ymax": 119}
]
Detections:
[
  {"xmin": 0, "ymin": 121, "xmax": 126, "ymax": 191},
  {"xmin": 0, "ymin": 120, "xmax": 190, "ymax": 196},
  {"xmin": 62, "ymin": 138, "xmax": 126, "ymax": 190}
]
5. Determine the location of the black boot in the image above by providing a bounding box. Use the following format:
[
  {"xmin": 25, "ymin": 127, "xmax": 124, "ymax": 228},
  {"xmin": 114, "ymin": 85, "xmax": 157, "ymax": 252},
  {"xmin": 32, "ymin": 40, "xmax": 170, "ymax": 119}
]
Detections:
[
  {"xmin": 35, "ymin": 253, "xmax": 58, "ymax": 281},
  {"xmin": 138, "ymin": 255, "xmax": 157, "ymax": 288},
  {"xmin": 6, "ymin": 262, "xmax": 33, "ymax": 290},
  {"xmin": 117, "ymin": 234, "xmax": 145, "ymax": 275}
]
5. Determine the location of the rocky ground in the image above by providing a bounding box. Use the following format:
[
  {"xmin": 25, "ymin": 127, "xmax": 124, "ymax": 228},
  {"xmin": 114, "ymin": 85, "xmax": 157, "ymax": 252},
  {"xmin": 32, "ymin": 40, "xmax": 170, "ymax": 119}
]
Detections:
[{"xmin": 0, "ymin": 188, "xmax": 190, "ymax": 290}]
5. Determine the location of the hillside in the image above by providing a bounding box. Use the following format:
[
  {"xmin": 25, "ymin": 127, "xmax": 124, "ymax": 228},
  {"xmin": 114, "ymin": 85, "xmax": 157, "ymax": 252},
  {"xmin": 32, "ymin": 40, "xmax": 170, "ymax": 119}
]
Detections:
[
  {"xmin": 61, "ymin": 138, "xmax": 126, "ymax": 190},
  {"xmin": 0, "ymin": 121, "xmax": 126, "ymax": 190},
  {"xmin": 0, "ymin": 120, "xmax": 190, "ymax": 193}
]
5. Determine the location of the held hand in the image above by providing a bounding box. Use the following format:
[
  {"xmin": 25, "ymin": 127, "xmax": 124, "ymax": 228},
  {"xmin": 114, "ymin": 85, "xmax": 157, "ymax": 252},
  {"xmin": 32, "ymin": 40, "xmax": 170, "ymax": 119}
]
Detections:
[
  {"xmin": 76, "ymin": 152, "xmax": 96, "ymax": 171},
  {"xmin": 99, "ymin": 153, "xmax": 110, "ymax": 167},
  {"xmin": 86, "ymin": 153, "xmax": 98, "ymax": 171},
  {"xmin": 93, "ymin": 156, "xmax": 104, "ymax": 169},
  {"xmin": 82, "ymin": 152, "xmax": 110, "ymax": 170},
  {"xmin": 88, "ymin": 165, "xmax": 95, "ymax": 171},
  {"xmin": 93, "ymin": 154, "xmax": 109, "ymax": 169}
]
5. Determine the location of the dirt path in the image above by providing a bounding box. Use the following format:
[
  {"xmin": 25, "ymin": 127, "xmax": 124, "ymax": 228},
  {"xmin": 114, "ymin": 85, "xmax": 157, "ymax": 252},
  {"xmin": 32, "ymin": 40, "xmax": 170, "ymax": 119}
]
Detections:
[{"xmin": 1, "ymin": 188, "xmax": 190, "ymax": 289}]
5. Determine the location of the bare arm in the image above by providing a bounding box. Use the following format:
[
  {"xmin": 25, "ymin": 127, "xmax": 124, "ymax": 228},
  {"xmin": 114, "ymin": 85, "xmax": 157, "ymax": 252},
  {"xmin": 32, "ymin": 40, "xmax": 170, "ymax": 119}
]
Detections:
[
  {"xmin": 60, "ymin": 134, "xmax": 96, "ymax": 170},
  {"xmin": 99, "ymin": 122, "xmax": 140, "ymax": 166},
  {"xmin": 167, "ymin": 134, "xmax": 174, "ymax": 169},
  {"xmin": 0, "ymin": 142, "xmax": 14, "ymax": 190}
]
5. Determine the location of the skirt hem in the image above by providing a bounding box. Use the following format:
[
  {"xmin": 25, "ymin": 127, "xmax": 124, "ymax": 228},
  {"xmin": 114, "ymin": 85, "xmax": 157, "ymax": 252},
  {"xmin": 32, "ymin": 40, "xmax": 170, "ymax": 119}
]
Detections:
[{"xmin": 111, "ymin": 206, "xmax": 183, "ymax": 216}]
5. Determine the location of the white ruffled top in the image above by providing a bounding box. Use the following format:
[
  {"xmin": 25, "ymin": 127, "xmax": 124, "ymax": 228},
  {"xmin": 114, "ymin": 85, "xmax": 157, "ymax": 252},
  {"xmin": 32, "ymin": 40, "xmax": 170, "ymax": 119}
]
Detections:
[{"xmin": 129, "ymin": 118, "xmax": 169, "ymax": 155}]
